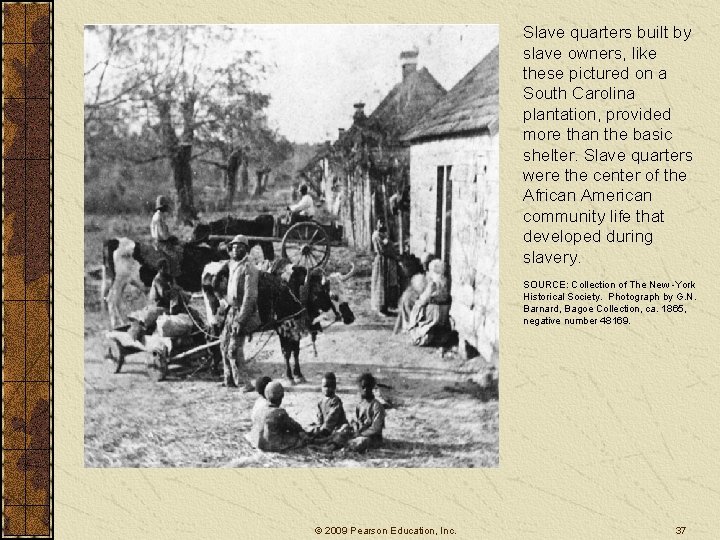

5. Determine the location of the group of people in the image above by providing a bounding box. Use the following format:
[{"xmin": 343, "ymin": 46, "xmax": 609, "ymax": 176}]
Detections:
[
  {"xmin": 246, "ymin": 371, "xmax": 386, "ymax": 453},
  {"xmin": 370, "ymin": 219, "xmax": 454, "ymax": 349},
  {"xmin": 148, "ymin": 194, "xmax": 258, "ymax": 389},
  {"xmin": 149, "ymin": 190, "xmax": 317, "ymax": 391},
  {"xmin": 146, "ymin": 194, "xmax": 448, "ymax": 456},
  {"xmin": 128, "ymin": 202, "xmax": 189, "ymax": 335},
  {"xmin": 398, "ymin": 257, "xmax": 454, "ymax": 348}
]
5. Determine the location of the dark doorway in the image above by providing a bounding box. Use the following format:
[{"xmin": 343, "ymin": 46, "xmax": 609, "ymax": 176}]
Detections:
[{"xmin": 435, "ymin": 165, "xmax": 452, "ymax": 262}]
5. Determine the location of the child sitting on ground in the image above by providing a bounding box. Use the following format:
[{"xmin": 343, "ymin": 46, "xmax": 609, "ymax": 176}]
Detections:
[
  {"xmin": 308, "ymin": 372, "xmax": 349, "ymax": 442},
  {"xmin": 348, "ymin": 372, "xmax": 386, "ymax": 452},
  {"xmin": 251, "ymin": 376, "xmax": 273, "ymax": 424},
  {"xmin": 246, "ymin": 381, "xmax": 307, "ymax": 452}
]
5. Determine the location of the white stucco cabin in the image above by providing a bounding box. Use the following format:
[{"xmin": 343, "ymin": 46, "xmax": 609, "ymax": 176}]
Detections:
[{"xmin": 402, "ymin": 46, "xmax": 499, "ymax": 363}]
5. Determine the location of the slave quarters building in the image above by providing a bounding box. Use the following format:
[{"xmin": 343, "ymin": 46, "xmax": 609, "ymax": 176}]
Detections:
[
  {"xmin": 302, "ymin": 50, "xmax": 447, "ymax": 250},
  {"xmin": 402, "ymin": 45, "xmax": 499, "ymax": 363}
]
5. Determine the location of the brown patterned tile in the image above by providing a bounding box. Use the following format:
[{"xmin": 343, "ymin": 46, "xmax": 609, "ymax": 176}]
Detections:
[
  {"xmin": 26, "ymin": 99, "xmax": 50, "ymax": 158},
  {"xmin": 26, "ymin": 303, "xmax": 50, "ymax": 380},
  {"xmin": 27, "ymin": 504, "xmax": 51, "ymax": 536},
  {"xmin": 3, "ymin": 43, "xmax": 25, "ymax": 98},
  {"xmin": 3, "ymin": 98, "xmax": 26, "ymax": 157},
  {"xmin": 3, "ymin": 214, "xmax": 26, "ymax": 300},
  {"xmin": 27, "ymin": 275, "xmax": 50, "ymax": 301},
  {"xmin": 26, "ymin": 3, "xmax": 50, "ymax": 43},
  {"xmin": 3, "ymin": 157, "xmax": 25, "ymax": 204},
  {"xmin": 4, "ymin": 382, "xmax": 26, "ymax": 449},
  {"xmin": 26, "ymin": 384, "xmax": 50, "ymax": 448},
  {"xmin": 2, "ymin": 504, "xmax": 26, "ymax": 536},
  {"xmin": 27, "ymin": 43, "xmax": 50, "ymax": 98},
  {"xmin": 2, "ymin": 450, "xmax": 25, "ymax": 505},
  {"xmin": 24, "ymin": 450, "xmax": 50, "ymax": 505},
  {"xmin": 3, "ymin": 5, "xmax": 53, "ymax": 537},
  {"xmin": 26, "ymin": 159, "xmax": 51, "ymax": 288},
  {"xmin": 4, "ymin": 155, "xmax": 27, "ymax": 296},
  {"xmin": 3, "ymin": 3, "xmax": 26, "ymax": 43},
  {"xmin": 3, "ymin": 301, "xmax": 25, "ymax": 381}
]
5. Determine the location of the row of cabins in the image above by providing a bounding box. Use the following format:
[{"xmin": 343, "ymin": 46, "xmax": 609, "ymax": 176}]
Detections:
[{"xmin": 302, "ymin": 46, "xmax": 499, "ymax": 365}]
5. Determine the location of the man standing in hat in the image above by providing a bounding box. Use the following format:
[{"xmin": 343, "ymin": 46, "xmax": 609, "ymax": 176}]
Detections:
[
  {"xmin": 220, "ymin": 234, "xmax": 261, "ymax": 390},
  {"xmin": 151, "ymin": 195, "xmax": 173, "ymax": 244},
  {"xmin": 151, "ymin": 195, "xmax": 181, "ymax": 275}
]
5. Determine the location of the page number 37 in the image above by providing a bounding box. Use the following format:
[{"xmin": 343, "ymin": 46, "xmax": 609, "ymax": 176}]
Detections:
[{"xmin": 675, "ymin": 527, "xmax": 686, "ymax": 534}]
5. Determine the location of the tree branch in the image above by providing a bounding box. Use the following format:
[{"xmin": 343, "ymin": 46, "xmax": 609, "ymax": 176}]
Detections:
[
  {"xmin": 123, "ymin": 153, "xmax": 169, "ymax": 165},
  {"xmin": 196, "ymin": 158, "xmax": 227, "ymax": 169},
  {"xmin": 189, "ymin": 147, "xmax": 216, "ymax": 162},
  {"xmin": 84, "ymin": 59, "xmax": 106, "ymax": 77},
  {"xmin": 84, "ymin": 72, "xmax": 158, "ymax": 109}
]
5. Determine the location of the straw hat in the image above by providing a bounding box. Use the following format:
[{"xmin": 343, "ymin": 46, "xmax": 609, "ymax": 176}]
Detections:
[
  {"xmin": 228, "ymin": 234, "xmax": 249, "ymax": 247},
  {"xmin": 155, "ymin": 195, "xmax": 170, "ymax": 210}
]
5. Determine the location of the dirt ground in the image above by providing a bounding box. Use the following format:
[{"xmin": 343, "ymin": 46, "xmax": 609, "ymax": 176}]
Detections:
[{"xmin": 84, "ymin": 213, "xmax": 498, "ymax": 468}]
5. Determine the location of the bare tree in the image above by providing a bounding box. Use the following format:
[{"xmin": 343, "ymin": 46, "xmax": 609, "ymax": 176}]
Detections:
[{"xmin": 84, "ymin": 25, "xmax": 273, "ymax": 221}]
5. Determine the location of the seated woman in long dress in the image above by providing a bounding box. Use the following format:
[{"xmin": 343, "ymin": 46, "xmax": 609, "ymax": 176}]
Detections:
[
  {"xmin": 394, "ymin": 273, "xmax": 427, "ymax": 334},
  {"xmin": 394, "ymin": 252, "xmax": 436, "ymax": 334},
  {"xmin": 408, "ymin": 259, "xmax": 452, "ymax": 347}
]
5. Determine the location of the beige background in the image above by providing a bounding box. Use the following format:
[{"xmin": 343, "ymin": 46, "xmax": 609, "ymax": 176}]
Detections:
[{"xmin": 57, "ymin": 1, "xmax": 720, "ymax": 538}]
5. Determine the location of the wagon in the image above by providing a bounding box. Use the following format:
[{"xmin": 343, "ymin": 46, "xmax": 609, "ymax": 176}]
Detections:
[
  {"xmin": 105, "ymin": 323, "xmax": 220, "ymax": 382},
  {"xmin": 209, "ymin": 218, "xmax": 341, "ymax": 270}
]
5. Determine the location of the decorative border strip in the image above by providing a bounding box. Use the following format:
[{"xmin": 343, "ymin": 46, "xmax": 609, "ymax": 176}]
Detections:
[{"xmin": 2, "ymin": 2, "xmax": 53, "ymax": 537}]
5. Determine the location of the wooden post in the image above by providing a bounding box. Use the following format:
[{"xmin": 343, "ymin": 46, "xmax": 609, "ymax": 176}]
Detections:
[
  {"xmin": 364, "ymin": 170, "xmax": 372, "ymax": 250},
  {"xmin": 382, "ymin": 175, "xmax": 390, "ymax": 234},
  {"xmin": 348, "ymin": 171, "xmax": 357, "ymax": 248},
  {"xmin": 398, "ymin": 210, "xmax": 405, "ymax": 254}
]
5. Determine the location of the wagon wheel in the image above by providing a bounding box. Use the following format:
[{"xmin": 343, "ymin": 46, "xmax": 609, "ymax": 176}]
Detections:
[
  {"xmin": 281, "ymin": 221, "xmax": 330, "ymax": 269},
  {"xmin": 150, "ymin": 347, "xmax": 169, "ymax": 382},
  {"xmin": 105, "ymin": 339, "xmax": 125, "ymax": 374}
]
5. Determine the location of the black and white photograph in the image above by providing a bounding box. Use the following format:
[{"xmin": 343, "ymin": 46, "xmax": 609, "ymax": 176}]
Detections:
[{"xmin": 83, "ymin": 24, "xmax": 499, "ymax": 467}]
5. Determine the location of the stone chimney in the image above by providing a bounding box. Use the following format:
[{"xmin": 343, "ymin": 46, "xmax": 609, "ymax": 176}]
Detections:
[
  {"xmin": 400, "ymin": 50, "xmax": 419, "ymax": 81},
  {"xmin": 338, "ymin": 128, "xmax": 346, "ymax": 139},
  {"xmin": 353, "ymin": 102, "xmax": 366, "ymax": 123}
]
